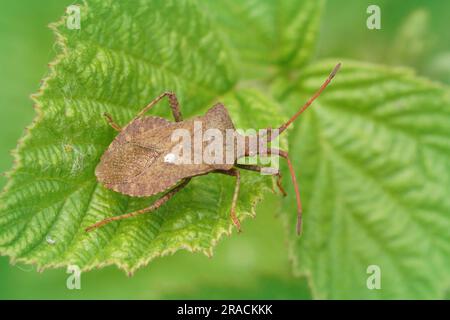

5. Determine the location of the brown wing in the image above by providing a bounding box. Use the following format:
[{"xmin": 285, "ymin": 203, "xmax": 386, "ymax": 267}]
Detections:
[
  {"xmin": 95, "ymin": 116, "xmax": 168, "ymax": 195},
  {"xmin": 96, "ymin": 143, "xmax": 159, "ymax": 185},
  {"xmin": 104, "ymin": 118, "xmax": 205, "ymax": 197},
  {"xmin": 96, "ymin": 106, "xmax": 237, "ymax": 197}
]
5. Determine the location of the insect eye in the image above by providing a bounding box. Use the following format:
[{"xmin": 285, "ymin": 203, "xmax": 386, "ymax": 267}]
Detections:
[{"xmin": 164, "ymin": 153, "xmax": 177, "ymax": 164}]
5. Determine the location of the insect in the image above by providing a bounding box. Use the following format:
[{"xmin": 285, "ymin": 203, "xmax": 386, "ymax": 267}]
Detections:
[{"xmin": 85, "ymin": 63, "xmax": 341, "ymax": 235}]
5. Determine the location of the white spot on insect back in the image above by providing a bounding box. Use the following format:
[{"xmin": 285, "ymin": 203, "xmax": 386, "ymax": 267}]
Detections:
[{"xmin": 164, "ymin": 153, "xmax": 177, "ymax": 164}]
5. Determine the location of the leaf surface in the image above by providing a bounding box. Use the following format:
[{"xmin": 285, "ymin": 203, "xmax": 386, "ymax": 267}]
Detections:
[
  {"xmin": 279, "ymin": 60, "xmax": 450, "ymax": 298},
  {"xmin": 0, "ymin": 0, "xmax": 286, "ymax": 273},
  {"xmin": 202, "ymin": 0, "xmax": 324, "ymax": 78}
]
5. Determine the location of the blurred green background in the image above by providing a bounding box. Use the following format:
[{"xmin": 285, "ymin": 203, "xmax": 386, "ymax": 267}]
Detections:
[{"xmin": 0, "ymin": 0, "xmax": 448, "ymax": 299}]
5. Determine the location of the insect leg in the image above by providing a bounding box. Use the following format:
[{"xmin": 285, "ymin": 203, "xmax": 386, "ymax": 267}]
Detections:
[
  {"xmin": 103, "ymin": 112, "xmax": 122, "ymax": 132},
  {"xmin": 215, "ymin": 168, "xmax": 242, "ymax": 232},
  {"xmin": 85, "ymin": 178, "xmax": 191, "ymax": 232},
  {"xmin": 166, "ymin": 92, "xmax": 183, "ymax": 122},
  {"xmin": 135, "ymin": 91, "xmax": 183, "ymax": 122},
  {"xmin": 235, "ymin": 164, "xmax": 287, "ymax": 196},
  {"xmin": 268, "ymin": 148, "xmax": 303, "ymax": 235}
]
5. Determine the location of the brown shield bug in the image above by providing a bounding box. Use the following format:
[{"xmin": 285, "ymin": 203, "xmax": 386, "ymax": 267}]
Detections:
[{"xmin": 85, "ymin": 63, "xmax": 341, "ymax": 235}]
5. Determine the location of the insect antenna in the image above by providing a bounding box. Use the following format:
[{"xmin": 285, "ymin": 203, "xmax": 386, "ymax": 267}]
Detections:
[
  {"xmin": 268, "ymin": 63, "xmax": 341, "ymax": 141},
  {"xmin": 254, "ymin": 63, "xmax": 341, "ymax": 236}
]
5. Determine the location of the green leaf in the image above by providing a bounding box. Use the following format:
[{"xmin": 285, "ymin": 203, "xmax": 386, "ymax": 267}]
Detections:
[
  {"xmin": 389, "ymin": 9, "xmax": 433, "ymax": 66},
  {"xmin": 279, "ymin": 60, "xmax": 450, "ymax": 299},
  {"xmin": 201, "ymin": 0, "xmax": 324, "ymax": 79},
  {"xmin": 0, "ymin": 0, "xmax": 286, "ymax": 273}
]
